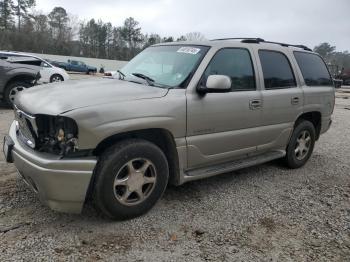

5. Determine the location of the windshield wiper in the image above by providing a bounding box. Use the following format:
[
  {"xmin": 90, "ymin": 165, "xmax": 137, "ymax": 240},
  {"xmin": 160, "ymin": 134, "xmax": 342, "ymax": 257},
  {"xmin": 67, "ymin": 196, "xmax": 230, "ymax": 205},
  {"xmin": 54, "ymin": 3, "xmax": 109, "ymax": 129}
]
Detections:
[
  {"xmin": 132, "ymin": 72, "xmax": 155, "ymax": 86},
  {"xmin": 117, "ymin": 70, "xmax": 125, "ymax": 79}
]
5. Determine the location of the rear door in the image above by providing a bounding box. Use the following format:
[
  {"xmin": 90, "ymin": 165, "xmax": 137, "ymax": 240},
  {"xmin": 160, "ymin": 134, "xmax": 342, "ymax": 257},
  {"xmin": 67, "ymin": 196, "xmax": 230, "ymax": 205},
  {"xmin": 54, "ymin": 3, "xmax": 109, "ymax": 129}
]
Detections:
[{"xmin": 255, "ymin": 49, "xmax": 303, "ymax": 152}]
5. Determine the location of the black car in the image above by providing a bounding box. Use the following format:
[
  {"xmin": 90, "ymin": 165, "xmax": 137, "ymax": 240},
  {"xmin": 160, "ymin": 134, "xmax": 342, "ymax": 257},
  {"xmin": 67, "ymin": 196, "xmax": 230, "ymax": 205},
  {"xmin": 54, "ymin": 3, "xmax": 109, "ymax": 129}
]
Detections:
[{"xmin": 0, "ymin": 59, "xmax": 40, "ymax": 105}]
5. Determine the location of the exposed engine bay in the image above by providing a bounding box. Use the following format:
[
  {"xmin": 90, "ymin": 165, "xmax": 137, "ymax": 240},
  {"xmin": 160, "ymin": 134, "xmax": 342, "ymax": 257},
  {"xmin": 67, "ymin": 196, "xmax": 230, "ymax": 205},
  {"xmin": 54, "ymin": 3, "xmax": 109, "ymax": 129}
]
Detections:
[{"xmin": 35, "ymin": 115, "xmax": 78, "ymax": 156}]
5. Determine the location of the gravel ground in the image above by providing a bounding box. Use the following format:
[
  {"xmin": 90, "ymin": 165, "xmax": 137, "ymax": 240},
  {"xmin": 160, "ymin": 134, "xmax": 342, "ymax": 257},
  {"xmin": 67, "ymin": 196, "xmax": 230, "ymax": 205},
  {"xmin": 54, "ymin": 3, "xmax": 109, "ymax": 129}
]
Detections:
[{"xmin": 0, "ymin": 92, "xmax": 350, "ymax": 261}]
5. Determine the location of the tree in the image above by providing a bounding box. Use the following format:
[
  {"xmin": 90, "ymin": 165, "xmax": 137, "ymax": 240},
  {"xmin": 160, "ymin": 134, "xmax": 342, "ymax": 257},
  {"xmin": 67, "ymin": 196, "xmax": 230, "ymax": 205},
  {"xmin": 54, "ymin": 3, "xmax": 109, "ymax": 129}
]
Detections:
[
  {"xmin": 143, "ymin": 33, "xmax": 161, "ymax": 48},
  {"xmin": 162, "ymin": 36, "xmax": 173, "ymax": 42},
  {"xmin": 48, "ymin": 7, "xmax": 71, "ymax": 54},
  {"xmin": 176, "ymin": 35, "xmax": 187, "ymax": 41},
  {"xmin": 0, "ymin": 0, "xmax": 14, "ymax": 30},
  {"xmin": 185, "ymin": 32, "xmax": 206, "ymax": 41},
  {"xmin": 13, "ymin": 0, "xmax": 35, "ymax": 31},
  {"xmin": 313, "ymin": 42, "xmax": 336, "ymax": 61},
  {"xmin": 120, "ymin": 17, "xmax": 143, "ymax": 58},
  {"xmin": 48, "ymin": 7, "xmax": 69, "ymax": 39}
]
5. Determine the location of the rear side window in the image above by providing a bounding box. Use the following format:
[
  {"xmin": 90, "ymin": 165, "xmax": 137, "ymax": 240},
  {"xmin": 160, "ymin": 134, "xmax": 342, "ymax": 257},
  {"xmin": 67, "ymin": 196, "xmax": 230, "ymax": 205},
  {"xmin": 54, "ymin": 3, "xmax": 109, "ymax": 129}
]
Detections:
[
  {"xmin": 259, "ymin": 50, "xmax": 296, "ymax": 89},
  {"xmin": 203, "ymin": 48, "xmax": 256, "ymax": 91},
  {"xmin": 293, "ymin": 52, "xmax": 332, "ymax": 86}
]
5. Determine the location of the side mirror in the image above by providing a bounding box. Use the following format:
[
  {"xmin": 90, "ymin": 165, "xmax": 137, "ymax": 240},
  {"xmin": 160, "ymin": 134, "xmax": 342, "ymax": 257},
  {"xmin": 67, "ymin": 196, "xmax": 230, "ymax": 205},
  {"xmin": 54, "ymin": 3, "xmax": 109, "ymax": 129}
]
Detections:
[
  {"xmin": 197, "ymin": 75, "xmax": 232, "ymax": 94},
  {"xmin": 333, "ymin": 79, "xmax": 343, "ymax": 89}
]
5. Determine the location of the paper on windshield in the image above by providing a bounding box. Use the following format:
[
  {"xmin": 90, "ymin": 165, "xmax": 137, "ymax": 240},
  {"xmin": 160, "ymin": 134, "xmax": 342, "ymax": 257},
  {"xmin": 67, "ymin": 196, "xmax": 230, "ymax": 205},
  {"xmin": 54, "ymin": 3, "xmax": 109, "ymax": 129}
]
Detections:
[{"xmin": 177, "ymin": 47, "xmax": 201, "ymax": 55}]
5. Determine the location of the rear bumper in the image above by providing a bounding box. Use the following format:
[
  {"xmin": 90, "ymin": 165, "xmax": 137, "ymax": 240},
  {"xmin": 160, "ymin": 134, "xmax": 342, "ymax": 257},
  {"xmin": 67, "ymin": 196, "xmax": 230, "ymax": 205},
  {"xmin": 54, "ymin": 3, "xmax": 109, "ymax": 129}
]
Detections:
[
  {"xmin": 7, "ymin": 121, "xmax": 97, "ymax": 213},
  {"xmin": 320, "ymin": 116, "xmax": 332, "ymax": 135}
]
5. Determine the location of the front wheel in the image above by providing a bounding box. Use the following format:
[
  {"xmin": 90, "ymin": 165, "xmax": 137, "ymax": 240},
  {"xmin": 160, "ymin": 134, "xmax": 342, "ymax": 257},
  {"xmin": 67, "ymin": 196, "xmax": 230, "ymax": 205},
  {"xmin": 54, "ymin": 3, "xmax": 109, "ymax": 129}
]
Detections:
[
  {"xmin": 4, "ymin": 81, "xmax": 32, "ymax": 106},
  {"xmin": 50, "ymin": 74, "xmax": 64, "ymax": 82},
  {"xmin": 284, "ymin": 120, "xmax": 316, "ymax": 169},
  {"xmin": 93, "ymin": 139, "xmax": 169, "ymax": 220}
]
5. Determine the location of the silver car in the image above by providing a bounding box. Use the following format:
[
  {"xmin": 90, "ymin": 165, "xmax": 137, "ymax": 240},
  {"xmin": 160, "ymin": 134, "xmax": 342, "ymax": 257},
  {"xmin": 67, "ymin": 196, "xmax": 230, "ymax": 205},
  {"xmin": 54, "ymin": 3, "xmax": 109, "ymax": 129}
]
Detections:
[{"xmin": 3, "ymin": 38, "xmax": 335, "ymax": 220}]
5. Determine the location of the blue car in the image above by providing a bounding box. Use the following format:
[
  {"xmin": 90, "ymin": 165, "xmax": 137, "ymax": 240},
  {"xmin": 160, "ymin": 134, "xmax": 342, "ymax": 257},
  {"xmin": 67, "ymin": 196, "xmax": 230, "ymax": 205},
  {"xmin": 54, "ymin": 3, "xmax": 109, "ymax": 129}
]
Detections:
[{"xmin": 57, "ymin": 59, "xmax": 97, "ymax": 74}]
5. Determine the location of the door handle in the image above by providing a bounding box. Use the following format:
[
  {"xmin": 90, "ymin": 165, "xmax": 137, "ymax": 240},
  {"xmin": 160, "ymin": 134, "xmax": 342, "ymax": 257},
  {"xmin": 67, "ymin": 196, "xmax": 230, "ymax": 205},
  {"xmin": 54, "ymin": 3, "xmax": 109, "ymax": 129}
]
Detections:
[
  {"xmin": 249, "ymin": 99, "xmax": 262, "ymax": 110},
  {"xmin": 291, "ymin": 96, "xmax": 300, "ymax": 105}
]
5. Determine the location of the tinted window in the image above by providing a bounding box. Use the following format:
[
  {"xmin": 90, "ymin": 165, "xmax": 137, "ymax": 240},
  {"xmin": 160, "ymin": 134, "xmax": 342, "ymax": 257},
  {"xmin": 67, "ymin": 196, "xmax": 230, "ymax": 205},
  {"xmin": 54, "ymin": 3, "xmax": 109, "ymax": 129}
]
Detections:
[
  {"xmin": 294, "ymin": 52, "xmax": 332, "ymax": 86},
  {"xmin": 71, "ymin": 61, "xmax": 78, "ymax": 65},
  {"xmin": 259, "ymin": 50, "xmax": 296, "ymax": 89},
  {"xmin": 203, "ymin": 48, "xmax": 255, "ymax": 91}
]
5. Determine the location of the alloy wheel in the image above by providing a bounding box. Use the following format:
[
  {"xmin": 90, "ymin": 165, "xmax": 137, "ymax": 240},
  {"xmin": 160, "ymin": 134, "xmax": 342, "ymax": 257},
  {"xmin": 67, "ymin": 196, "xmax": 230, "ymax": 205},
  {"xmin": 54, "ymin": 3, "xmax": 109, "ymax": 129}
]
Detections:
[
  {"xmin": 113, "ymin": 158, "xmax": 157, "ymax": 206},
  {"xmin": 9, "ymin": 85, "xmax": 26, "ymax": 103},
  {"xmin": 294, "ymin": 130, "xmax": 311, "ymax": 160}
]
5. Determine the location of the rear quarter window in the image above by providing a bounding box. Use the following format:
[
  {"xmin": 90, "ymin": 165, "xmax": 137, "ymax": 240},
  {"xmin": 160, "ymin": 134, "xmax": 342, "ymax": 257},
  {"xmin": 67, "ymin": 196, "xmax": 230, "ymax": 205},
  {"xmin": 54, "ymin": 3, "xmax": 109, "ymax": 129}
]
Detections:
[{"xmin": 293, "ymin": 52, "xmax": 332, "ymax": 86}]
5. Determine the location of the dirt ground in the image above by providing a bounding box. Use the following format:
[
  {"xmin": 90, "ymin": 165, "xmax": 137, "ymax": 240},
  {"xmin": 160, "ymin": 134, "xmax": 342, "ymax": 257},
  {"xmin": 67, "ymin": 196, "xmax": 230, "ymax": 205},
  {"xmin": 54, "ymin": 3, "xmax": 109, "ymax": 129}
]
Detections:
[{"xmin": 0, "ymin": 90, "xmax": 349, "ymax": 261}]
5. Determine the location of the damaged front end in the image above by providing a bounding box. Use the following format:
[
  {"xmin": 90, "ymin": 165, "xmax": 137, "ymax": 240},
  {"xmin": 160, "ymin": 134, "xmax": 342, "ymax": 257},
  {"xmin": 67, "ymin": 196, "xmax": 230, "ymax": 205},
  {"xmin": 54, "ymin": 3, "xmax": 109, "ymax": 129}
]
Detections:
[
  {"xmin": 36, "ymin": 115, "xmax": 79, "ymax": 155},
  {"xmin": 14, "ymin": 106, "xmax": 79, "ymax": 156}
]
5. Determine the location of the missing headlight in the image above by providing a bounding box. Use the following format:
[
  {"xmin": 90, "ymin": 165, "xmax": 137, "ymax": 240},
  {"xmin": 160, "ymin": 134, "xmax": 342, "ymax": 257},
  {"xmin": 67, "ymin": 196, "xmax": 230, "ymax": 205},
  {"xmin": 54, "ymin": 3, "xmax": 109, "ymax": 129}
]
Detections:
[{"xmin": 35, "ymin": 115, "xmax": 78, "ymax": 156}]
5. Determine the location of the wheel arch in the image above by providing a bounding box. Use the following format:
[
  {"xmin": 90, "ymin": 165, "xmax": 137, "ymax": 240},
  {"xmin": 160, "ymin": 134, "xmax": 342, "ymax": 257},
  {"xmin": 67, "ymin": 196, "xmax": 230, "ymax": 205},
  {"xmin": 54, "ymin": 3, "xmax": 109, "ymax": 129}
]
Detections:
[
  {"xmin": 93, "ymin": 128, "xmax": 181, "ymax": 186},
  {"xmin": 295, "ymin": 111, "xmax": 322, "ymax": 140},
  {"xmin": 5, "ymin": 74, "xmax": 36, "ymax": 88},
  {"xmin": 50, "ymin": 73, "xmax": 63, "ymax": 82}
]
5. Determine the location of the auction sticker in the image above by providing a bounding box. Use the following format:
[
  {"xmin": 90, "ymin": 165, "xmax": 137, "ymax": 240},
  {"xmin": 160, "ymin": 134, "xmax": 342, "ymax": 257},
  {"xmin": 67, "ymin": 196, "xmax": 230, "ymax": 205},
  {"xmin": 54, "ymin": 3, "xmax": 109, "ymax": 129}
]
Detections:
[{"xmin": 177, "ymin": 47, "xmax": 201, "ymax": 55}]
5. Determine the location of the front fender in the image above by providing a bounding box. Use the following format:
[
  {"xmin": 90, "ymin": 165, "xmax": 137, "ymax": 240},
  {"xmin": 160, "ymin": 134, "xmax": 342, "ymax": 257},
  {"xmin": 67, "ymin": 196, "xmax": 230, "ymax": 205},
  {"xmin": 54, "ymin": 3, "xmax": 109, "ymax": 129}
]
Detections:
[{"xmin": 62, "ymin": 89, "xmax": 187, "ymax": 150}]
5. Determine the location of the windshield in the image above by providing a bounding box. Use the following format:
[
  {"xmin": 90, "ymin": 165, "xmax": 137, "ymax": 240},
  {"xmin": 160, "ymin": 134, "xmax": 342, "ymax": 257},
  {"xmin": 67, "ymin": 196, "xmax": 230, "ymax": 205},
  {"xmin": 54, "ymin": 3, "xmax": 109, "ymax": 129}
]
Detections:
[{"xmin": 120, "ymin": 45, "xmax": 209, "ymax": 88}]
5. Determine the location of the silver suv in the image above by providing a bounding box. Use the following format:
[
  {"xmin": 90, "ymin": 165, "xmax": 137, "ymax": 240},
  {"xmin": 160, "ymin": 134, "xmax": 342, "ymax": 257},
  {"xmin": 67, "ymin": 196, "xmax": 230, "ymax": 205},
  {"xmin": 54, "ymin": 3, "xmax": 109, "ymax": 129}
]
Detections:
[{"xmin": 3, "ymin": 38, "xmax": 335, "ymax": 220}]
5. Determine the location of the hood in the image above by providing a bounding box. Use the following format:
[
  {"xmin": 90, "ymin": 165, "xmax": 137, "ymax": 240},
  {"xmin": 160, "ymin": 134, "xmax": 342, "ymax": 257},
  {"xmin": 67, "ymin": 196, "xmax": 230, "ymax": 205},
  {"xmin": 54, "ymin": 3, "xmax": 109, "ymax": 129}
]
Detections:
[{"xmin": 15, "ymin": 78, "xmax": 169, "ymax": 115}]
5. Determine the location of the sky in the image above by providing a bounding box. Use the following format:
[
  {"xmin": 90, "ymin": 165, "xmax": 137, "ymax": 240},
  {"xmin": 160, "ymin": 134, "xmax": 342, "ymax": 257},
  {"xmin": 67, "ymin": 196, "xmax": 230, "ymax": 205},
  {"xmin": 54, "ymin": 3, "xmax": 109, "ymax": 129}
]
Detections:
[{"xmin": 35, "ymin": 0, "xmax": 350, "ymax": 51}]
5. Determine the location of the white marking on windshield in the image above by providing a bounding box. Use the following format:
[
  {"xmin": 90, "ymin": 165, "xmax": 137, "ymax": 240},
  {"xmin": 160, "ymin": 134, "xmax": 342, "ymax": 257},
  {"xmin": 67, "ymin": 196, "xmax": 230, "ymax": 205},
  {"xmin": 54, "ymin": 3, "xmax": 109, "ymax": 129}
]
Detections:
[{"xmin": 177, "ymin": 47, "xmax": 201, "ymax": 55}]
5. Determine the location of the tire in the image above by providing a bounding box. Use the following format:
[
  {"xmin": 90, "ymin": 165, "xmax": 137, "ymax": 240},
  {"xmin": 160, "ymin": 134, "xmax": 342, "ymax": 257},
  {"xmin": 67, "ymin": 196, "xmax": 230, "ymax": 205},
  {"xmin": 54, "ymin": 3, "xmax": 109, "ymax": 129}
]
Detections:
[
  {"xmin": 4, "ymin": 81, "xmax": 32, "ymax": 106},
  {"xmin": 50, "ymin": 74, "xmax": 64, "ymax": 82},
  {"xmin": 93, "ymin": 139, "xmax": 169, "ymax": 220},
  {"xmin": 284, "ymin": 120, "xmax": 316, "ymax": 169}
]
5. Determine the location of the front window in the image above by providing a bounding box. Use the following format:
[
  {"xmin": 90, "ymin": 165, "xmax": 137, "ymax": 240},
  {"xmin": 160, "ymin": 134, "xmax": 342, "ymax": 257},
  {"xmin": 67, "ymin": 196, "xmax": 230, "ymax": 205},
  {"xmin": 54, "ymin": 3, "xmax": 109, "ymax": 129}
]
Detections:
[
  {"xmin": 202, "ymin": 48, "xmax": 256, "ymax": 91},
  {"xmin": 120, "ymin": 45, "xmax": 209, "ymax": 88},
  {"xmin": 41, "ymin": 61, "xmax": 51, "ymax": 68}
]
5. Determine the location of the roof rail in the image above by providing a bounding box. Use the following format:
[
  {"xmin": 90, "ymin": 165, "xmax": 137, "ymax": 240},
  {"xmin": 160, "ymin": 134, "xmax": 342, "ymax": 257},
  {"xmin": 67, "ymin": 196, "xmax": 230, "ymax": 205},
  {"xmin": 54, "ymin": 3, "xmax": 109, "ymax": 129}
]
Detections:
[
  {"xmin": 210, "ymin": 37, "xmax": 312, "ymax": 51},
  {"xmin": 261, "ymin": 40, "xmax": 312, "ymax": 51},
  {"xmin": 211, "ymin": 37, "xmax": 265, "ymax": 42}
]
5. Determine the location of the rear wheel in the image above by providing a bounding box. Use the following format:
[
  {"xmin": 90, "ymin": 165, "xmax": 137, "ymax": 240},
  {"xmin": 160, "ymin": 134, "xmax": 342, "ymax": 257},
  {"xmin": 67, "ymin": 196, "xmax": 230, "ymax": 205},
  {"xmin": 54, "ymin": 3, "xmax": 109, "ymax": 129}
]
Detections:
[
  {"xmin": 4, "ymin": 81, "xmax": 31, "ymax": 106},
  {"xmin": 93, "ymin": 139, "xmax": 169, "ymax": 220},
  {"xmin": 284, "ymin": 120, "xmax": 316, "ymax": 168}
]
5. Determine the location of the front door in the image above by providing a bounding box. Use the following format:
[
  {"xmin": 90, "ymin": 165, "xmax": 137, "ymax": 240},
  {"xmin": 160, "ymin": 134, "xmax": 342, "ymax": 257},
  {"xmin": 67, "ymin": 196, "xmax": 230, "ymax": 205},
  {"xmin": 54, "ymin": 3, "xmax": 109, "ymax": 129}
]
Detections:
[{"xmin": 186, "ymin": 48, "xmax": 262, "ymax": 169}]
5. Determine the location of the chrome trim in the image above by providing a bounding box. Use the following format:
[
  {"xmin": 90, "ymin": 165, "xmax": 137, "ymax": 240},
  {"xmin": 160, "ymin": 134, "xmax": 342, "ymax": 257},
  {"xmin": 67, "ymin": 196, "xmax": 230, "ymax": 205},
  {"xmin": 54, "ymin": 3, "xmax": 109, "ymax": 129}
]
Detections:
[
  {"xmin": 14, "ymin": 105, "xmax": 37, "ymax": 148},
  {"xmin": 14, "ymin": 105, "xmax": 38, "ymax": 136}
]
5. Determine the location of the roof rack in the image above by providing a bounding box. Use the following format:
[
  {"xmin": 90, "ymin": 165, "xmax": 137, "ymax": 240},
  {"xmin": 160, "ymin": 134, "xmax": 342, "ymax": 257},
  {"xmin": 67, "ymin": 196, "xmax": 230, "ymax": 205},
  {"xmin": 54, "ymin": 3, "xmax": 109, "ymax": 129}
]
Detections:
[
  {"xmin": 210, "ymin": 37, "xmax": 265, "ymax": 42},
  {"xmin": 210, "ymin": 38, "xmax": 312, "ymax": 51}
]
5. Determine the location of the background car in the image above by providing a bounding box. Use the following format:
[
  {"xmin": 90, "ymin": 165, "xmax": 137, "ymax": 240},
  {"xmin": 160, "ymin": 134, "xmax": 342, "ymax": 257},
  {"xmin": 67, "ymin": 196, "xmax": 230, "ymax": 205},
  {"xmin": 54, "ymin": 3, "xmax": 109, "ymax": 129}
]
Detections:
[
  {"xmin": 1, "ymin": 52, "xmax": 70, "ymax": 83},
  {"xmin": 55, "ymin": 59, "xmax": 97, "ymax": 74},
  {"xmin": 0, "ymin": 59, "xmax": 40, "ymax": 105}
]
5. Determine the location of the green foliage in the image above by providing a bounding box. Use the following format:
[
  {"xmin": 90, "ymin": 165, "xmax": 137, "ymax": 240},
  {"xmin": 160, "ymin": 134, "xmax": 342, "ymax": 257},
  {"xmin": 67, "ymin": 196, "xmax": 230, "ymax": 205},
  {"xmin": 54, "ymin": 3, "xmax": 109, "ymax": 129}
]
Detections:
[
  {"xmin": 12, "ymin": 0, "xmax": 35, "ymax": 31},
  {"xmin": 314, "ymin": 42, "xmax": 350, "ymax": 75},
  {"xmin": 0, "ymin": 4, "xmax": 207, "ymax": 60},
  {"xmin": 0, "ymin": 0, "xmax": 14, "ymax": 29}
]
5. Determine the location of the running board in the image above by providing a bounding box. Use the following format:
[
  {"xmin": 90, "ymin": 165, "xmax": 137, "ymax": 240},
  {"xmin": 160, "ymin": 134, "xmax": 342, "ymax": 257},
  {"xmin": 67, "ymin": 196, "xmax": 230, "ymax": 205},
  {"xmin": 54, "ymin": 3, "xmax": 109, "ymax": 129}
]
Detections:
[{"xmin": 182, "ymin": 150, "xmax": 285, "ymax": 183}]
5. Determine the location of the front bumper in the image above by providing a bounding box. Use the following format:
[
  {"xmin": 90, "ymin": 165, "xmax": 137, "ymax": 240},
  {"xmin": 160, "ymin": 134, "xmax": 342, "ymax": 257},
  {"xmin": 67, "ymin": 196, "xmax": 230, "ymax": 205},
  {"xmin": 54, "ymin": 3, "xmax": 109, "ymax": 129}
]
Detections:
[{"xmin": 5, "ymin": 121, "xmax": 97, "ymax": 213}]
